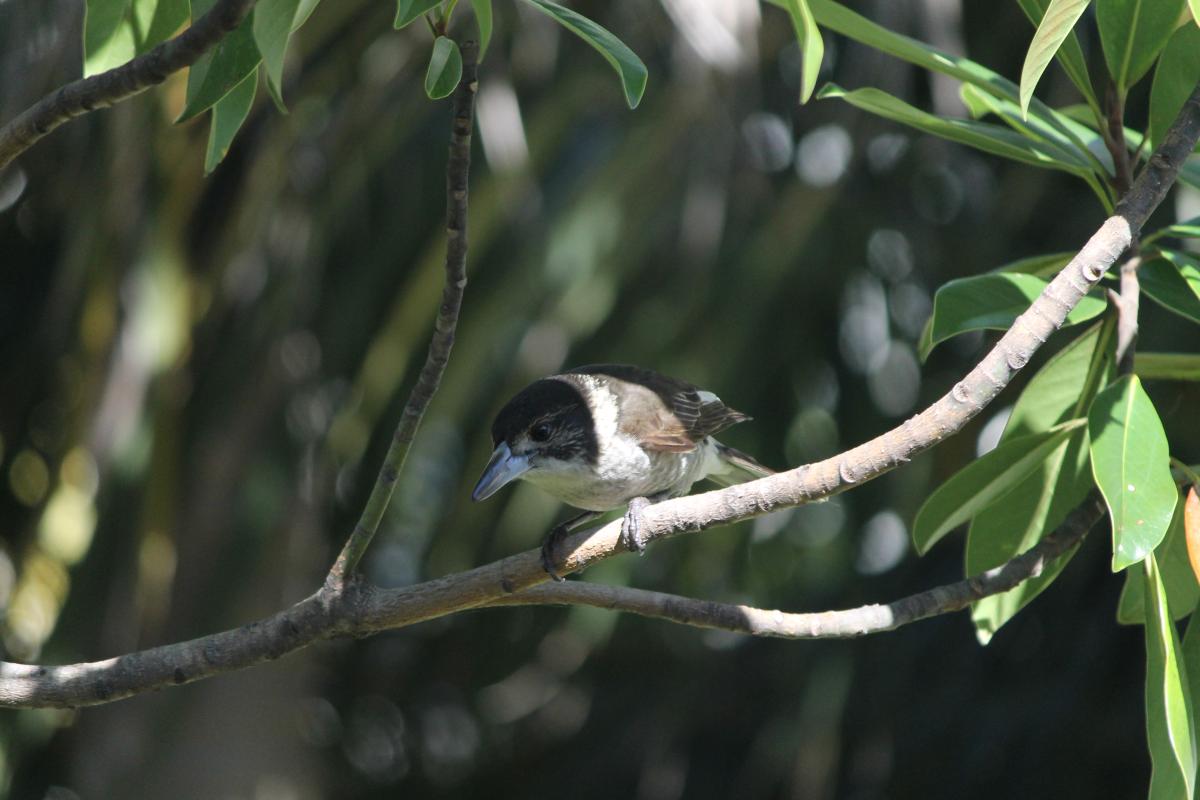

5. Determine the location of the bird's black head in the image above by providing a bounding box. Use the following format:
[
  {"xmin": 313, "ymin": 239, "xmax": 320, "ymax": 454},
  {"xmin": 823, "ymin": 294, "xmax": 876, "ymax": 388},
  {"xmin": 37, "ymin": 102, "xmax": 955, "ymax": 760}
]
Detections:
[{"xmin": 472, "ymin": 378, "xmax": 599, "ymax": 501}]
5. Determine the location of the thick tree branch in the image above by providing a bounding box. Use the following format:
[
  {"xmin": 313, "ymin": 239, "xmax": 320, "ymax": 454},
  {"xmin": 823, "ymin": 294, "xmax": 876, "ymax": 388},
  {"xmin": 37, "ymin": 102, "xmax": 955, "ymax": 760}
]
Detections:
[
  {"xmin": 495, "ymin": 493, "xmax": 1106, "ymax": 638},
  {"xmin": 1, "ymin": 84, "xmax": 1197, "ymax": 710},
  {"xmin": 0, "ymin": 0, "xmax": 257, "ymax": 171},
  {"xmin": 327, "ymin": 41, "xmax": 480, "ymax": 587}
]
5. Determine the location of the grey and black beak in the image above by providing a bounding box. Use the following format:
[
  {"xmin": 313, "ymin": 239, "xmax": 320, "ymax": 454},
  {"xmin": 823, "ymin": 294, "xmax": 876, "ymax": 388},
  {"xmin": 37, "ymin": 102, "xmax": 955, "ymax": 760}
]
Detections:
[{"xmin": 472, "ymin": 442, "xmax": 532, "ymax": 501}]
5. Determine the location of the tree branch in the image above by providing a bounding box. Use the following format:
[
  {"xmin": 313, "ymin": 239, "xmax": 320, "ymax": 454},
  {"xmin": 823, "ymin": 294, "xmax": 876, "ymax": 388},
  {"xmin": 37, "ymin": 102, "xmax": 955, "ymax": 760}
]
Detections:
[
  {"xmin": 1, "ymin": 84, "xmax": 1197, "ymax": 710},
  {"xmin": 0, "ymin": 0, "xmax": 258, "ymax": 172},
  {"xmin": 494, "ymin": 493, "xmax": 1106, "ymax": 638},
  {"xmin": 327, "ymin": 41, "xmax": 480, "ymax": 588}
]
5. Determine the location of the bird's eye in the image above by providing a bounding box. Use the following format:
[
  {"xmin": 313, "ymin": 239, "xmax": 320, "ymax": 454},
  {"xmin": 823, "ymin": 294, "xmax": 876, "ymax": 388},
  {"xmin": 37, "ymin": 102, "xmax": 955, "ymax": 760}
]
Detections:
[{"xmin": 530, "ymin": 423, "xmax": 553, "ymax": 442}]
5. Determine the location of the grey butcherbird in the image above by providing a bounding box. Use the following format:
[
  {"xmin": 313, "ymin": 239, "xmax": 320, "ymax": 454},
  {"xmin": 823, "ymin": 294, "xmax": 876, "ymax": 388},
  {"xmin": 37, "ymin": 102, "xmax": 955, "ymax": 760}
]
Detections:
[{"xmin": 471, "ymin": 364, "xmax": 773, "ymax": 580}]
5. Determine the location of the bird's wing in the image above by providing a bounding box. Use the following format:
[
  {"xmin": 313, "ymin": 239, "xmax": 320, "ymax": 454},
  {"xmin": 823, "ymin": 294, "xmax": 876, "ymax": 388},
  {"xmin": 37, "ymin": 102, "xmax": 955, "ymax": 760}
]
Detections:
[{"xmin": 572, "ymin": 364, "xmax": 751, "ymax": 452}]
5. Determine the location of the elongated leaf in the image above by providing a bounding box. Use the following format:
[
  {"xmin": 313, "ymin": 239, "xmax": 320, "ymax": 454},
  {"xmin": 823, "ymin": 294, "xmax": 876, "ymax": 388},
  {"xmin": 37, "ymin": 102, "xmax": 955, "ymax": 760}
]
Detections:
[
  {"xmin": 780, "ymin": 0, "xmax": 824, "ymax": 103},
  {"xmin": 1089, "ymin": 375, "xmax": 1178, "ymax": 571},
  {"xmin": 425, "ymin": 36, "xmax": 463, "ymax": 100},
  {"xmin": 912, "ymin": 422, "xmax": 1082, "ymax": 554},
  {"xmin": 1141, "ymin": 250, "xmax": 1200, "ymax": 326},
  {"xmin": 970, "ymin": 320, "xmax": 1115, "ymax": 641},
  {"xmin": 253, "ymin": 0, "xmax": 301, "ymax": 109},
  {"xmin": 818, "ymin": 85, "xmax": 1095, "ymax": 180},
  {"xmin": 1189, "ymin": 487, "xmax": 1200, "ymax": 586},
  {"xmin": 958, "ymin": 85, "xmax": 1100, "ymax": 172},
  {"xmin": 84, "ymin": 0, "xmax": 189, "ymax": 77},
  {"xmin": 918, "ymin": 272, "xmax": 1106, "ymax": 361},
  {"xmin": 1144, "ymin": 553, "xmax": 1198, "ymax": 799},
  {"xmin": 204, "ymin": 68, "xmax": 257, "ymax": 173},
  {"xmin": 994, "ymin": 251, "xmax": 1075, "ymax": 276},
  {"xmin": 179, "ymin": 0, "xmax": 262, "ymax": 123},
  {"xmin": 395, "ymin": 0, "xmax": 442, "ymax": 29},
  {"xmin": 518, "ymin": 0, "xmax": 647, "ymax": 109},
  {"xmin": 1144, "ymin": 215, "xmax": 1200, "ymax": 245},
  {"xmin": 1016, "ymin": 0, "xmax": 1099, "ymax": 112},
  {"xmin": 1018, "ymin": 0, "xmax": 1092, "ymax": 118},
  {"xmin": 1096, "ymin": 0, "xmax": 1187, "ymax": 93},
  {"xmin": 1136, "ymin": 353, "xmax": 1200, "ymax": 382},
  {"xmin": 1149, "ymin": 24, "xmax": 1200, "ymax": 151},
  {"xmin": 1119, "ymin": 495, "xmax": 1198, "ymax": 623},
  {"xmin": 470, "ymin": 0, "xmax": 493, "ymax": 59},
  {"xmin": 1057, "ymin": 103, "xmax": 1200, "ymax": 191},
  {"xmin": 294, "ymin": 0, "xmax": 322, "ymax": 30}
]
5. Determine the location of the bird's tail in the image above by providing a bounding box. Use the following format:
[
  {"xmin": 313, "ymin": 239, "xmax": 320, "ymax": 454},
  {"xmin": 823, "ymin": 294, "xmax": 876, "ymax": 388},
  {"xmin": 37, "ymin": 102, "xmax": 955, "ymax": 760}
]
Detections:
[{"xmin": 707, "ymin": 441, "xmax": 775, "ymax": 487}]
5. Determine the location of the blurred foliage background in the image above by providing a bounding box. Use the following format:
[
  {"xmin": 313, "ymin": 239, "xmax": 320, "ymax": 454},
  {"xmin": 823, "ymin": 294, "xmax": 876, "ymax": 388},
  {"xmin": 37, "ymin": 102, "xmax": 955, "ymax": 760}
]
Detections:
[{"xmin": 2, "ymin": 0, "xmax": 1199, "ymax": 797}]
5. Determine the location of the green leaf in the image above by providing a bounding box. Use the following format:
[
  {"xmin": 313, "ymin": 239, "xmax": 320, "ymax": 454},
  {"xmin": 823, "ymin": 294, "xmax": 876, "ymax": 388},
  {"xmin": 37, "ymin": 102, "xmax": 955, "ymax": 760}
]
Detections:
[
  {"xmin": 1141, "ymin": 250, "xmax": 1200, "ymax": 325},
  {"xmin": 1089, "ymin": 375, "xmax": 1179, "ymax": 571},
  {"xmin": 918, "ymin": 272, "xmax": 1106, "ymax": 361},
  {"xmin": 912, "ymin": 421, "xmax": 1083, "ymax": 554},
  {"xmin": 1150, "ymin": 24, "xmax": 1200, "ymax": 151},
  {"xmin": 84, "ymin": 0, "xmax": 189, "ymax": 77},
  {"xmin": 1016, "ymin": 0, "xmax": 1100, "ymax": 113},
  {"xmin": 1144, "ymin": 215, "xmax": 1200, "ymax": 245},
  {"xmin": 958, "ymin": 85, "xmax": 1102, "ymax": 172},
  {"xmin": 425, "ymin": 36, "xmax": 463, "ymax": 100},
  {"xmin": 1144, "ymin": 553, "xmax": 1198, "ymax": 799},
  {"xmin": 293, "ymin": 0, "xmax": 322, "ymax": 30},
  {"xmin": 204, "ymin": 68, "xmax": 257, "ymax": 174},
  {"xmin": 1096, "ymin": 0, "xmax": 1187, "ymax": 93},
  {"xmin": 968, "ymin": 320, "xmax": 1115, "ymax": 641},
  {"xmin": 252, "ymin": 0, "xmax": 302, "ymax": 109},
  {"xmin": 1018, "ymin": 0, "xmax": 1093, "ymax": 118},
  {"xmin": 470, "ymin": 0, "xmax": 493, "ymax": 59},
  {"xmin": 1119, "ymin": 496, "xmax": 1198, "ymax": 624},
  {"xmin": 517, "ymin": 0, "xmax": 647, "ymax": 109},
  {"xmin": 779, "ymin": 0, "xmax": 824, "ymax": 103},
  {"xmin": 395, "ymin": 0, "xmax": 442, "ymax": 29},
  {"xmin": 994, "ymin": 251, "xmax": 1075, "ymax": 277},
  {"xmin": 1136, "ymin": 353, "xmax": 1200, "ymax": 382},
  {"xmin": 1057, "ymin": 103, "xmax": 1200, "ymax": 190},
  {"xmin": 179, "ymin": 0, "xmax": 262, "ymax": 124},
  {"xmin": 818, "ymin": 85, "xmax": 1096, "ymax": 180}
]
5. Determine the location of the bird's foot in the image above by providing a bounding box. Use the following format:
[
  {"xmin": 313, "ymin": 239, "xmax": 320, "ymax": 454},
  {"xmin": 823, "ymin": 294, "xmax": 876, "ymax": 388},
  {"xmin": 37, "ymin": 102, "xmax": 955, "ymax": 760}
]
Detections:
[
  {"xmin": 621, "ymin": 496, "xmax": 652, "ymax": 555},
  {"xmin": 540, "ymin": 523, "xmax": 570, "ymax": 582}
]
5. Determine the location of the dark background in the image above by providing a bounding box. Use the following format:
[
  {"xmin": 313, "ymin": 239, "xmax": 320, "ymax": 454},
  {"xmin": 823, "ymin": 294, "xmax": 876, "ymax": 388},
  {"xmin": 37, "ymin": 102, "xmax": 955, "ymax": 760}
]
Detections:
[{"xmin": 2, "ymin": 0, "xmax": 1198, "ymax": 797}]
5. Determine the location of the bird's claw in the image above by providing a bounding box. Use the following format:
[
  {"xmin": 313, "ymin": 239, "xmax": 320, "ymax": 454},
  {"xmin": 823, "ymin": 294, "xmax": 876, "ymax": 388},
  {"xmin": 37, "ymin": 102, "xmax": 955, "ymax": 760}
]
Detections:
[
  {"xmin": 540, "ymin": 524, "xmax": 568, "ymax": 582},
  {"xmin": 621, "ymin": 496, "xmax": 652, "ymax": 555}
]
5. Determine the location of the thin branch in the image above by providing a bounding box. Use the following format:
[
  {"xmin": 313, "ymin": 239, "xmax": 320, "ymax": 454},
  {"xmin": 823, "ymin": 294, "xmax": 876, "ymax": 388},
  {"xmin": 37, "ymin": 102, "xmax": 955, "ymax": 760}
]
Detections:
[
  {"xmin": 494, "ymin": 493, "xmax": 1106, "ymax": 638},
  {"xmin": 1, "ymin": 84, "xmax": 1198, "ymax": 711},
  {"xmin": 327, "ymin": 41, "xmax": 480, "ymax": 588},
  {"xmin": 1103, "ymin": 81, "xmax": 1133, "ymax": 197},
  {"xmin": 0, "ymin": 0, "xmax": 257, "ymax": 172}
]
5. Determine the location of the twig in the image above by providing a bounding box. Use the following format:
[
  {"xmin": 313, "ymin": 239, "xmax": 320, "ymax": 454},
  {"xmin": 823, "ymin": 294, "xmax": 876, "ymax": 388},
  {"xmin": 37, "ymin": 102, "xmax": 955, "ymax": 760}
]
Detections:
[
  {"xmin": 495, "ymin": 493, "xmax": 1106, "ymax": 638},
  {"xmin": 1103, "ymin": 81, "xmax": 1132, "ymax": 197},
  {"xmin": 327, "ymin": 41, "xmax": 480, "ymax": 588},
  {"xmin": 0, "ymin": 84, "xmax": 1197, "ymax": 711},
  {"xmin": 0, "ymin": 0, "xmax": 257, "ymax": 171}
]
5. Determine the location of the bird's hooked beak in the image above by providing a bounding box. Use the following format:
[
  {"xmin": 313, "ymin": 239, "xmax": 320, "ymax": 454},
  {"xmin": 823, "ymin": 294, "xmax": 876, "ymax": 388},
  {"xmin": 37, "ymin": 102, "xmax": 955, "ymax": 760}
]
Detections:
[{"xmin": 472, "ymin": 442, "xmax": 531, "ymax": 501}]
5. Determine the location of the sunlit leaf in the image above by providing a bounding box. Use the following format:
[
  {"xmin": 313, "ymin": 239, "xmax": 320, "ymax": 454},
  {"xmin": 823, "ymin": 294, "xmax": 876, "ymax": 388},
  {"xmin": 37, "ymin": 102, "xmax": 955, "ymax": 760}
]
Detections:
[
  {"xmin": 252, "ymin": 0, "xmax": 301, "ymax": 109},
  {"xmin": 1089, "ymin": 375, "xmax": 1178, "ymax": 571},
  {"xmin": 912, "ymin": 421, "xmax": 1082, "ymax": 554},
  {"xmin": 1015, "ymin": 0, "xmax": 1099, "ymax": 113},
  {"xmin": 395, "ymin": 0, "xmax": 442, "ymax": 29},
  {"xmin": 1136, "ymin": 353, "xmax": 1200, "ymax": 382},
  {"xmin": 1149, "ymin": 24, "xmax": 1200, "ymax": 151},
  {"xmin": 518, "ymin": 0, "xmax": 647, "ymax": 109},
  {"xmin": 970, "ymin": 320, "xmax": 1114, "ymax": 641},
  {"xmin": 1096, "ymin": 0, "xmax": 1187, "ymax": 93},
  {"xmin": 958, "ymin": 85, "xmax": 1101, "ymax": 173},
  {"xmin": 779, "ymin": 0, "xmax": 824, "ymax": 103},
  {"xmin": 1018, "ymin": 0, "xmax": 1092, "ymax": 118},
  {"xmin": 178, "ymin": 0, "xmax": 262, "ymax": 123},
  {"xmin": 818, "ymin": 85, "xmax": 1096, "ymax": 181},
  {"xmin": 1141, "ymin": 250, "xmax": 1200, "ymax": 326},
  {"xmin": 84, "ymin": 0, "xmax": 189, "ymax": 77},
  {"xmin": 1144, "ymin": 553, "xmax": 1198, "ymax": 799},
  {"xmin": 425, "ymin": 36, "xmax": 463, "ymax": 100},
  {"xmin": 1144, "ymin": 215, "xmax": 1200, "ymax": 245},
  {"xmin": 204, "ymin": 67, "xmax": 257, "ymax": 173},
  {"xmin": 1188, "ymin": 487, "xmax": 1200, "ymax": 588},
  {"xmin": 470, "ymin": 0, "xmax": 493, "ymax": 59},
  {"xmin": 1119, "ymin": 495, "xmax": 1198, "ymax": 624},
  {"xmin": 993, "ymin": 251, "xmax": 1075, "ymax": 276},
  {"xmin": 917, "ymin": 272, "xmax": 1106, "ymax": 361}
]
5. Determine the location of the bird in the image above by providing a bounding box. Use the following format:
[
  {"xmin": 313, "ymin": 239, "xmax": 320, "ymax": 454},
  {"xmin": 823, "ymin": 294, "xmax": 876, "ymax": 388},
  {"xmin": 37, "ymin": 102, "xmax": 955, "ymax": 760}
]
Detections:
[{"xmin": 471, "ymin": 364, "xmax": 773, "ymax": 580}]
